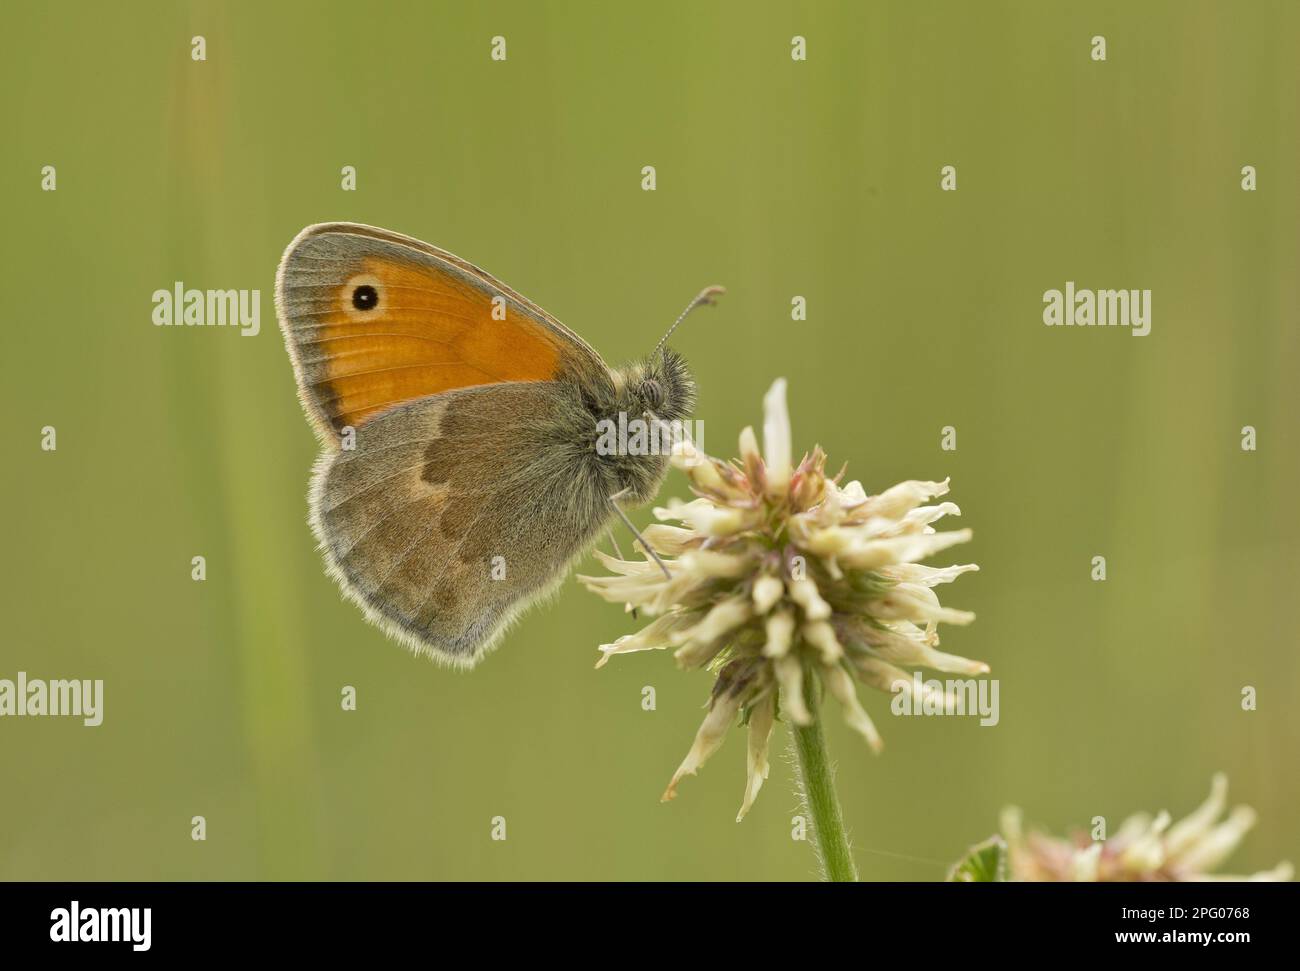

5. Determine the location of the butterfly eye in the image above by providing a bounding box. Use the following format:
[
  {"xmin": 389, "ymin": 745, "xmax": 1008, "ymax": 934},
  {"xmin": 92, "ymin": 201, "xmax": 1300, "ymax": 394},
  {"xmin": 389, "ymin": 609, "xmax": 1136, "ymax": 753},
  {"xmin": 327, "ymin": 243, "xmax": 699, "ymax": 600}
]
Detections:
[
  {"xmin": 351, "ymin": 284, "xmax": 379, "ymax": 311},
  {"xmin": 640, "ymin": 379, "xmax": 663, "ymax": 409}
]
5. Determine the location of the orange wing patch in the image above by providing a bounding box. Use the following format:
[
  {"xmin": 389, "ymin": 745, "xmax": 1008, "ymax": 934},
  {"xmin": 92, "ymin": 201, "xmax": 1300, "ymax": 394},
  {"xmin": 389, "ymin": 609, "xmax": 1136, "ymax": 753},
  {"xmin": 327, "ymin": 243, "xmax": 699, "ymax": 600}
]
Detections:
[
  {"xmin": 308, "ymin": 258, "xmax": 560, "ymax": 429},
  {"xmin": 279, "ymin": 234, "xmax": 567, "ymax": 436}
]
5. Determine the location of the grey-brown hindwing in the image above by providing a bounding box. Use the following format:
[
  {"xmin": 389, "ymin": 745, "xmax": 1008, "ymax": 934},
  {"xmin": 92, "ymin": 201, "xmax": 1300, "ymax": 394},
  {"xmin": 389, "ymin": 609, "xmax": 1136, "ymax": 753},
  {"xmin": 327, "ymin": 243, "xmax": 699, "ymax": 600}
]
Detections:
[{"xmin": 310, "ymin": 381, "xmax": 610, "ymax": 666}]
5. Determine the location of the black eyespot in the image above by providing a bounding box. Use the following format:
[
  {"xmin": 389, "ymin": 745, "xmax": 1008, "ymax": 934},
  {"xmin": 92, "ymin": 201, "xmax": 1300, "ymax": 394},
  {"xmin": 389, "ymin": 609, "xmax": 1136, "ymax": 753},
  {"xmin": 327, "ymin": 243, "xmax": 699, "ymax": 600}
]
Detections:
[{"xmin": 352, "ymin": 285, "xmax": 378, "ymax": 311}]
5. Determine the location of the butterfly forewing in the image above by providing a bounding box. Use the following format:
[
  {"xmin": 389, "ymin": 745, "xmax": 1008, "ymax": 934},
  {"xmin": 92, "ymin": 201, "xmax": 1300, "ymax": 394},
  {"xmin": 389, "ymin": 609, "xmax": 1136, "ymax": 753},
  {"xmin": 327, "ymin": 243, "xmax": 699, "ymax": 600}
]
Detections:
[{"xmin": 275, "ymin": 222, "xmax": 608, "ymax": 439}]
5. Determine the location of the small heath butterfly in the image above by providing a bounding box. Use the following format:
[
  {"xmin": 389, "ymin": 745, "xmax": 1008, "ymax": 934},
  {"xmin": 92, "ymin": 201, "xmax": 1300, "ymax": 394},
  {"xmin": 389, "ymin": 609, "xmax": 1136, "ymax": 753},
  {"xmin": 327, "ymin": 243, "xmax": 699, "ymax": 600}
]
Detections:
[{"xmin": 276, "ymin": 223, "xmax": 721, "ymax": 667}]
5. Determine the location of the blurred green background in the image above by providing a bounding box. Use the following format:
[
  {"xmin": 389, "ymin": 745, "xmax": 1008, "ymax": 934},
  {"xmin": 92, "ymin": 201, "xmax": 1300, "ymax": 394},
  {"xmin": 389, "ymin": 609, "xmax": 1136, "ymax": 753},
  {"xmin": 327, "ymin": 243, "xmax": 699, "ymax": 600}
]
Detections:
[{"xmin": 2, "ymin": 0, "xmax": 1296, "ymax": 881}]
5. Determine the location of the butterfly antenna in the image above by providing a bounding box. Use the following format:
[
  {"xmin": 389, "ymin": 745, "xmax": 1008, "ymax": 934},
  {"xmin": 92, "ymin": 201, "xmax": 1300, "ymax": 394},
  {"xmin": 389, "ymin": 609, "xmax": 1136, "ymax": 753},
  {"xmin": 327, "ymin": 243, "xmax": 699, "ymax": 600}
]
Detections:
[
  {"xmin": 608, "ymin": 489, "xmax": 672, "ymax": 580},
  {"xmin": 650, "ymin": 285, "xmax": 726, "ymax": 361}
]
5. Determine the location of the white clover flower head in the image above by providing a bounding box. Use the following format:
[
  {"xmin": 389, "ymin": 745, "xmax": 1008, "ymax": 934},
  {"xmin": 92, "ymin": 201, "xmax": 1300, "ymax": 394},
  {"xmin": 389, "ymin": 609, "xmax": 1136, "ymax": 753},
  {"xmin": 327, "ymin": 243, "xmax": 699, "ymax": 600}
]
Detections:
[
  {"xmin": 580, "ymin": 378, "xmax": 984, "ymax": 820},
  {"xmin": 1001, "ymin": 774, "xmax": 1294, "ymax": 882}
]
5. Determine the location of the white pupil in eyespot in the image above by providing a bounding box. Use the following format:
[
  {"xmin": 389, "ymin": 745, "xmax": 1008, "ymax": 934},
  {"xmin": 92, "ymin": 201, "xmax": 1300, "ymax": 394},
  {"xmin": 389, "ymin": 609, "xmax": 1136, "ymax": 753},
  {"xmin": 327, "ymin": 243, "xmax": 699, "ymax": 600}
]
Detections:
[{"xmin": 351, "ymin": 285, "xmax": 378, "ymax": 310}]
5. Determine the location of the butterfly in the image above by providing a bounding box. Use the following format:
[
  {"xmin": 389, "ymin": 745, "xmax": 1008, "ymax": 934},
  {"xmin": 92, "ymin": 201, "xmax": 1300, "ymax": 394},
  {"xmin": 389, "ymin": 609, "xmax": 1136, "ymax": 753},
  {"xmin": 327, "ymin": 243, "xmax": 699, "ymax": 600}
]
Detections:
[{"xmin": 275, "ymin": 222, "xmax": 721, "ymax": 668}]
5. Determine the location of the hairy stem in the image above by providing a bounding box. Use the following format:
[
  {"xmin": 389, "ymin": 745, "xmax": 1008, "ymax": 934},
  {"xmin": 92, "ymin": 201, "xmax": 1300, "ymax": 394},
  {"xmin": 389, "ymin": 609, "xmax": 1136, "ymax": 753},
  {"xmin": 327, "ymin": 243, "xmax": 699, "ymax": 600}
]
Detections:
[{"xmin": 791, "ymin": 667, "xmax": 859, "ymax": 882}]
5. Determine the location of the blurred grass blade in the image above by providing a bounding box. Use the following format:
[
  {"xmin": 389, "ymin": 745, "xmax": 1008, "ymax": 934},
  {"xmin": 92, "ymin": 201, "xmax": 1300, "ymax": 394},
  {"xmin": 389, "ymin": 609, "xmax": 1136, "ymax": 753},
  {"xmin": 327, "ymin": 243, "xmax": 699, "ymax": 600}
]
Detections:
[{"xmin": 947, "ymin": 836, "xmax": 1008, "ymax": 882}]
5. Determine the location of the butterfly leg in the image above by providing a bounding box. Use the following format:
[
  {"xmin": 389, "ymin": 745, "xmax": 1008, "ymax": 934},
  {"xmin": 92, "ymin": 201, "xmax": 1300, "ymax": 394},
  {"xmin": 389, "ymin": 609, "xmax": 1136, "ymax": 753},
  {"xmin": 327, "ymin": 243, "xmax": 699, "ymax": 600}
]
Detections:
[
  {"xmin": 604, "ymin": 527, "xmax": 640, "ymax": 620},
  {"xmin": 608, "ymin": 488, "xmax": 672, "ymax": 580},
  {"xmin": 605, "ymin": 527, "xmax": 626, "ymax": 560}
]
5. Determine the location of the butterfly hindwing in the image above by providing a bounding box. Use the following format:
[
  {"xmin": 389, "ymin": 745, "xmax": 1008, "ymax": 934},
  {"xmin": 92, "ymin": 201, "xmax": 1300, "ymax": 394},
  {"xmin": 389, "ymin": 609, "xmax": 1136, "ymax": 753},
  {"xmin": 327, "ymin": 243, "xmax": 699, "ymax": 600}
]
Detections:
[{"xmin": 309, "ymin": 381, "xmax": 611, "ymax": 666}]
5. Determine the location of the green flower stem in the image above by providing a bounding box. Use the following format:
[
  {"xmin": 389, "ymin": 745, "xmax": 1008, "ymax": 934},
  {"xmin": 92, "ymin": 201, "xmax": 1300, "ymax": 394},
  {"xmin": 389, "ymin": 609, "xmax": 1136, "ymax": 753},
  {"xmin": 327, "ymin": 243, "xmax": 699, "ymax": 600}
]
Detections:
[{"xmin": 791, "ymin": 666, "xmax": 859, "ymax": 882}]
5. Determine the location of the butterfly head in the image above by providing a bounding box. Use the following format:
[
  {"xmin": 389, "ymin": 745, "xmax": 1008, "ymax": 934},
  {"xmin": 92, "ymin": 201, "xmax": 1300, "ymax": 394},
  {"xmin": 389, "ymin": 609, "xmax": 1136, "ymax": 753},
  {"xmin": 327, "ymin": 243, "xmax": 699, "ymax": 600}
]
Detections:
[
  {"xmin": 630, "ymin": 346, "xmax": 696, "ymax": 426},
  {"xmin": 595, "ymin": 348, "xmax": 697, "ymax": 504}
]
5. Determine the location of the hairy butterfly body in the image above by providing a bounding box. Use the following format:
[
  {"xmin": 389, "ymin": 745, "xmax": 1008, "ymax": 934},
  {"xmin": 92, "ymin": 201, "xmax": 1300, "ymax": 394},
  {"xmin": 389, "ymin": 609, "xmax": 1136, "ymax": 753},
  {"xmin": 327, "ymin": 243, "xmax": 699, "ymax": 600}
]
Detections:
[{"xmin": 276, "ymin": 223, "xmax": 709, "ymax": 667}]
